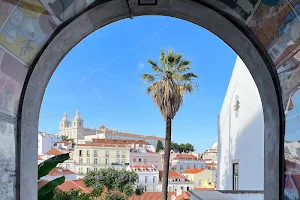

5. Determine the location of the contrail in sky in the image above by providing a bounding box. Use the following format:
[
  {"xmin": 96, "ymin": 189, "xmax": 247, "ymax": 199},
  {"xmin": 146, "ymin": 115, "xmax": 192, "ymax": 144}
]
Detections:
[{"xmin": 79, "ymin": 24, "xmax": 171, "ymax": 83}]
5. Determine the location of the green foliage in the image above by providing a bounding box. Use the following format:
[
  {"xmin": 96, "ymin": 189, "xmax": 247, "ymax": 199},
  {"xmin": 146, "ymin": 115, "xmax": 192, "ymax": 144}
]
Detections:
[
  {"xmin": 53, "ymin": 189, "xmax": 91, "ymax": 200},
  {"xmin": 61, "ymin": 136, "xmax": 68, "ymax": 141},
  {"xmin": 156, "ymin": 140, "xmax": 164, "ymax": 152},
  {"xmin": 38, "ymin": 153, "xmax": 70, "ymax": 200},
  {"xmin": 61, "ymin": 136, "xmax": 76, "ymax": 148},
  {"xmin": 171, "ymin": 142, "xmax": 195, "ymax": 153},
  {"xmin": 83, "ymin": 167, "xmax": 143, "ymax": 199},
  {"xmin": 38, "ymin": 153, "xmax": 70, "ymax": 179},
  {"xmin": 38, "ymin": 176, "xmax": 65, "ymax": 200}
]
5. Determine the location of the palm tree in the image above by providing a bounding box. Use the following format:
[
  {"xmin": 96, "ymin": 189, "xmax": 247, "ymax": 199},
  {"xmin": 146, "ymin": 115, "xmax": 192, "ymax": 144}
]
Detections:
[{"xmin": 141, "ymin": 49, "xmax": 198, "ymax": 200}]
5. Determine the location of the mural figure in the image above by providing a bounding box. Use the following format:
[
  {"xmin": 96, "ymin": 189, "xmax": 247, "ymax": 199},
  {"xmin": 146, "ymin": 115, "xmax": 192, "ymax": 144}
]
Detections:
[{"xmin": 19, "ymin": 32, "xmax": 35, "ymax": 56}]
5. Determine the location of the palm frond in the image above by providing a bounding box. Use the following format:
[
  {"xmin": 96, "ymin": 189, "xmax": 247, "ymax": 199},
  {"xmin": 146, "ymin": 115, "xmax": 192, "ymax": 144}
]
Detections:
[
  {"xmin": 183, "ymin": 83, "xmax": 193, "ymax": 94},
  {"xmin": 148, "ymin": 59, "xmax": 163, "ymax": 73},
  {"xmin": 182, "ymin": 72, "xmax": 198, "ymax": 81},
  {"xmin": 160, "ymin": 50, "xmax": 166, "ymax": 70},
  {"xmin": 141, "ymin": 74, "xmax": 155, "ymax": 83},
  {"xmin": 177, "ymin": 60, "xmax": 191, "ymax": 72}
]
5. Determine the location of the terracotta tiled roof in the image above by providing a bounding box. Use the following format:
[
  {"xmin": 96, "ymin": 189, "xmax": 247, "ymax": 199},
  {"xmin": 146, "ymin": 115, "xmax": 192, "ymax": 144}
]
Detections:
[
  {"xmin": 176, "ymin": 191, "xmax": 190, "ymax": 200},
  {"xmin": 92, "ymin": 139, "xmax": 150, "ymax": 145},
  {"xmin": 169, "ymin": 170, "xmax": 185, "ymax": 179},
  {"xmin": 47, "ymin": 167, "xmax": 76, "ymax": 176},
  {"xmin": 55, "ymin": 141, "xmax": 72, "ymax": 145},
  {"xmin": 45, "ymin": 148, "xmax": 63, "ymax": 155},
  {"xmin": 146, "ymin": 149, "xmax": 154, "ymax": 153},
  {"xmin": 129, "ymin": 192, "xmax": 176, "ymax": 200},
  {"xmin": 175, "ymin": 154, "xmax": 197, "ymax": 159},
  {"xmin": 98, "ymin": 126, "xmax": 165, "ymax": 141},
  {"xmin": 183, "ymin": 168, "xmax": 205, "ymax": 174},
  {"xmin": 77, "ymin": 143, "xmax": 128, "ymax": 148},
  {"xmin": 194, "ymin": 188, "xmax": 216, "ymax": 190},
  {"xmin": 38, "ymin": 156, "xmax": 44, "ymax": 160},
  {"xmin": 38, "ymin": 179, "xmax": 92, "ymax": 193}
]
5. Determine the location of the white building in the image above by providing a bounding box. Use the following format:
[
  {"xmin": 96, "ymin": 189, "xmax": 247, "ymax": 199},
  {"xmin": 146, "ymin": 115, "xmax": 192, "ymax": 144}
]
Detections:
[
  {"xmin": 170, "ymin": 154, "xmax": 206, "ymax": 174},
  {"xmin": 38, "ymin": 132, "xmax": 62, "ymax": 155},
  {"xmin": 217, "ymin": 56, "xmax": 264, "ymax": 190},
  {"xmin": 60, "ymin": 110, "xmax": 96, "ymax": 143},
  {"xmin": 201, "ymin": 139, "xmax": 218, "ymax": 164},
  {"xmin": 54, "ymin": 141, "xmax": 73, "ymax": 151},
  {"xmin": 161, "ymin": 170, "xmax": 194, "ymax": 192},
  {"xmin": 128, "ymin": 165, "xmax": 161, "ymax": 192}
]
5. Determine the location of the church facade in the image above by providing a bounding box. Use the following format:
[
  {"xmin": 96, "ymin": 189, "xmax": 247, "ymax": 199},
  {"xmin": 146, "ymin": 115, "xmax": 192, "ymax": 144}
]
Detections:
[{"xmin": 59, "ymin": 110, "xmax": 96, "ymax": 143}]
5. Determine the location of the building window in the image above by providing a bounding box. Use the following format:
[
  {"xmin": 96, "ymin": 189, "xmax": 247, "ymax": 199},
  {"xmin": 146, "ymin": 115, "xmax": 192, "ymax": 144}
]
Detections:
[
  {"xmin": 133, "ymin": 158, "xmax": 136, "ymax": 162},
  {"xmin": 233, "ymin": 163, "xmax": 239, "ymax": 190},
  {"xmin": 117, "ymin": 151, "xmax": 120, "ymax": 158},
  {"xmin": 79, "ymin": 150, "xmax": 83, "ymax": 157},
  {"xmin": 187, "ymin": 187, "xmax": 190, "ymax": 191},
  {"xmin": 138, "ymin": 158, "xmax": 142, "ymax": 162},
  {"xmin": 198, "ymin": 180, "xmax": 202, "ymax": 187},
  {"xmin": 144, "ymin": 186, "xmax": 147, "ymax": 192},
  {"xmin": 66, "ymin": 164, "xmax": 70, "ymax": 169},
  {"xmin": 87, "ymin": 168, "xmax": 90, "ymax": 173},
  {"xmin": 79, "ymin": 158, "xmax": 83, "ymax": 165},
  {"xmin": 94, "ymin": 150, "xmax": 98, "ymax": 157},
  {"xmin": 194, "ymin": 165, "xmax": 196, "ymax": 168},
  {"xmin": 144, "ymin": 158, "xmax": 147, "ymax": 164},
  {"xmin": 181, "ymin": 186, "xmax": 184, "ymax": 190},
  {"xmin": 105, "ymin": 158, "xmax": 109, "ymax": 165},
  {"xmin": 153, "ymin": 176, "xmax": 156, "ymax": 183},
  {"xmin": 169, "ymin": 187, "xmax": 172, "ymax": 192},
  {"xmin": 87, "ymin": 158, "xmax": 90, "ymax": 165},
  {"xmin": 122, "ymin": 159, "xmax": 125, "ymax": 163},
  {"xmin": 122, "ymin": 151, "xmax": 126, "ymax": 158},
  {"xmin": 187, "ymin": 164, "xmax": 190, "ymax": 169},
  {"xmin": 105, "ymin": 151, "xmax": 109, "ymax": 157},
  {"xmin": 79, "ymin": 122, "xmax": 81, "ymax": 126},
  {"xmin": 94, "ymin": 168, "xmax": 97, "ymax": 171},
  {"xmin": 145, "ymin": 176, "xmax": 148, "ymax": 184},
  {"xmin": 180, "ymin": 165, "xmax": 183, "ymax": 170},
  {"xmin": 94, "ymin": 158, "xmax": 98, "ymax": 165},
  {"xmin": 86, "ymin": 150, "xmax": 90, "ymax": 157}
]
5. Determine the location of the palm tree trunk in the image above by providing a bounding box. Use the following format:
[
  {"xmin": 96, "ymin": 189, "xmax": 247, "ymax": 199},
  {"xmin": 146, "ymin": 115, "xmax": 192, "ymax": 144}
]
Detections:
[{"xmin": 162, "ymin": 117, "xmax": 172, "ymax": 200}]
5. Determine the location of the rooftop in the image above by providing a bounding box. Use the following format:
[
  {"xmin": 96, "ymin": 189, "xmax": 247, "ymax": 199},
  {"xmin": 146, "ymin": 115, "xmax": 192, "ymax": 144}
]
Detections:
[
  {"xmin": 77, "ymin": 143, "xmax": 128, "ymax": 148},
  {"xmin": 47, "ymin": 167, "xmax": 76, "ymax": 176},
  {"xmin": 175, "ymin": 154, "xmax": 198, "ymax": 160},
  {"xmin": 97, "ymin": 125, "xmax": 165, "ymax": 141},
  {"xmin": 129, "ymin": 192, "xmax": 176, "ymax": 200},
  {"xmin": 45, "ymin": 148, "xmax": 63, "ymax": 155},
  {"xmin": 183, "ymin": 168, "xmax": 206, "ymax": 174},
  {"xmin": 38, "ymin": 179, "xmax": 92, "ymax": 193},
  {"xmin": 92, "ymin": 139, "xmax": 151, "ymax": 145}
]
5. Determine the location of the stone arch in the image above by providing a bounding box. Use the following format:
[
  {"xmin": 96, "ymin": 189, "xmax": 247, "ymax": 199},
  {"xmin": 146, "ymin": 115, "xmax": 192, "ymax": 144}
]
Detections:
[{"xmin": 18, "ymin": 0, "xmax": 283, "ymax": 199}]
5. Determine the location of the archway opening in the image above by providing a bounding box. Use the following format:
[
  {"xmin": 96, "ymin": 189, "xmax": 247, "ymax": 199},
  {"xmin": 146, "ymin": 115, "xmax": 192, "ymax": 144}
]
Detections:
[{"xmin": 37, "ymin": 15, "xmax": 265, "ymax": 200}]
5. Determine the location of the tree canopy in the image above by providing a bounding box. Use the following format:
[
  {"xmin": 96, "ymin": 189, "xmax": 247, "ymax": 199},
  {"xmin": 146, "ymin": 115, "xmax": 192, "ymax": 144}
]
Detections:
[
  {"xmin": 171, "ymin": 142, "xmax": 195, "ymax": 153},
  {"xmin": 156, "ymin": 140, "xmax": 164, "ymax": 152}
]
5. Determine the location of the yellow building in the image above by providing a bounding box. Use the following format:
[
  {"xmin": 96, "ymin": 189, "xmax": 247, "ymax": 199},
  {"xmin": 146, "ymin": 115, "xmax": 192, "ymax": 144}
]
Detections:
[
  {"xmin": 183, "ymin": 168, "xmax": 216, "ymax": 189},
  {"xmin": 74, "ymin": 142, "xmax": 130, "ymax": 177}
]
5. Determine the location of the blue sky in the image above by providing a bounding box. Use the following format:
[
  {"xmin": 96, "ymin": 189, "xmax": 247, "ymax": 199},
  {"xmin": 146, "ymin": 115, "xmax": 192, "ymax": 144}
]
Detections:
[{"xmin": 39, "ymin": 16, "xmax": 237, "ymax": 153}]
